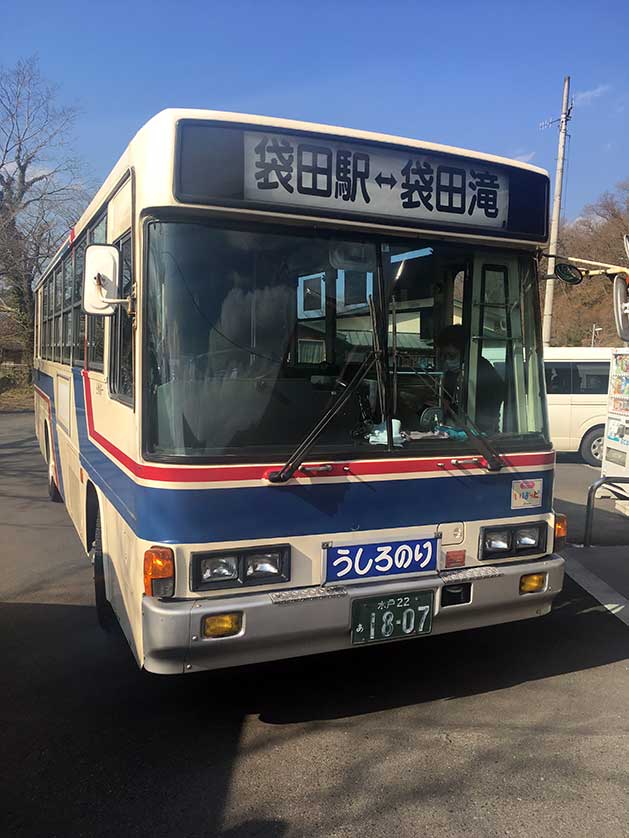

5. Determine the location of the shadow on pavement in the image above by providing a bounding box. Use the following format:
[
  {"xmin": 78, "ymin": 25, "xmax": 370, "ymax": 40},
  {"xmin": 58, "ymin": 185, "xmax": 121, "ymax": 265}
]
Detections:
[
  {"xmin": 228, "ymin": 576, "xmax": 629, "ymax": 725},
  {"xmin": 3, "ymin": 417, "xmax": 629, "ymax": 836},
  {"xmin": 3, "ymin": 574, "xmax": 629, "ymax": 837}
]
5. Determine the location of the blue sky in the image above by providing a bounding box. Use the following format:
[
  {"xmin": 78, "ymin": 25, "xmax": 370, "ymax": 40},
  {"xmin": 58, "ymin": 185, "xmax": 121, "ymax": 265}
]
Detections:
[{"xmin": 3, "ymin": 0, "xmax": 628, "ymax": 219}]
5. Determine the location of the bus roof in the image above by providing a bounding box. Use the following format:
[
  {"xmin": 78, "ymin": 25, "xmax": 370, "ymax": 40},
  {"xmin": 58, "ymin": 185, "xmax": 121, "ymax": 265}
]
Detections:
[
  {"xmin": 151, "ymin": 108, "xmax": 549, "ymax": 176},
  {"xmin": 37, "ymin": 109, "xmax": 550, "ymax": 288}
]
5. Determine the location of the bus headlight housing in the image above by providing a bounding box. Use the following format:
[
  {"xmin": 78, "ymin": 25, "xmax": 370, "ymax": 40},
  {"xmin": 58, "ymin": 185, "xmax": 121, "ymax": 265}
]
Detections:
[
  {"xmin": 200, "ymin": 555, "xmax": 239, "ymax": 582},
  {"xmin": 244, "ymin": 550, "xmax": 285, "ymax": 579},
  {"xmin": 480, "ymin": 523, "xmax": 547, "ymax": 560},
  {"xmin": 483, "ymin": 529, "xmax": 511, "ymax": 554},
  {"xmin": 191, "ymin": 545, "xmax": 291, "ymax": 590},
  {"xmin": 514, "ymin": 526, "xmax": 540, "ymax": 550}
]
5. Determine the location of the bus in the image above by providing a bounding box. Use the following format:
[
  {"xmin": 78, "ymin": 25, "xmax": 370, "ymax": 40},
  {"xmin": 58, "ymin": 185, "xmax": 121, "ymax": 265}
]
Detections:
[{"xmin": 33, "ymin": 109, "xmax": 566, "ymax": 674}]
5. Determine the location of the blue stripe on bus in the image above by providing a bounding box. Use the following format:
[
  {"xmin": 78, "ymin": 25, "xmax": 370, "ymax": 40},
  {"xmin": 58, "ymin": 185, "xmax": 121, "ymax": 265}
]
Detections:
[{"xmin": 37, "ymin": 369, "xmax": 553, "ymax": 544}]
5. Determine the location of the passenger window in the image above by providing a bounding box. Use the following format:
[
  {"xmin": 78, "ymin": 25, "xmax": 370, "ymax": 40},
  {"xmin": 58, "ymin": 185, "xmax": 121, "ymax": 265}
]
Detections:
[
  {"xmin": 88, "ymin": 318, "xmax": 105, "ymax": 371},
  {"xmin": 73, "ymin": 238, "xmax": 87, "ymax": 365},
  {"xmin": 545, "ymin": 362, "xmax": 572, "ymax": 394},
  {"xmin": 87, "ymin": 214, "xmax": 107, "ymax": 371},
  {"xmin": 572, "ymin": 362, "xmax": 609, "ymax": 395},
  {"xmin": 110, "ymin": 236, "xmax": 134, "ymax": 402}
]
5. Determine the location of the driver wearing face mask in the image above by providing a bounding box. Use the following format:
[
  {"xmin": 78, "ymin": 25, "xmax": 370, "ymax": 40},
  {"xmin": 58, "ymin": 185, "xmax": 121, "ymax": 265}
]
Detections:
[{"xmin": 435, "ymin": 324, "xmax": 505, "ymax": 434}]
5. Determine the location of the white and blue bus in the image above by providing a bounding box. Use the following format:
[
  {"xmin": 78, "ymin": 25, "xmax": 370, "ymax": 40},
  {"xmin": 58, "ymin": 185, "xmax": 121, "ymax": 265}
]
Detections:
[{"xmin": 33, "ymin": 110, "xmax": 565, "ymax": 674}]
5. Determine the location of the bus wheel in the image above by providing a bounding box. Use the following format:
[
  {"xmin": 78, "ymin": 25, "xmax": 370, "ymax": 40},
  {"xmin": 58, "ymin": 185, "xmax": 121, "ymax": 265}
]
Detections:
[
  {"xmin": 580, "ymin": 426, "xmax": 604, "ymax": 467},
  {"xmin": 90, "ymin": 511, "xmax": 117, "ymax": 633},
  {"xmin": 45, "ymin": 429, "xmax": 62, "ymax": 503}
]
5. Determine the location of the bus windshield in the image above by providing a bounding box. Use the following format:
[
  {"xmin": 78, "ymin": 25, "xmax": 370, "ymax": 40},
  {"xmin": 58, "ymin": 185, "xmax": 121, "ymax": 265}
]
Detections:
[{"xmin": 145, "ymin": 219, "xmax": 548, "ymax": 460}]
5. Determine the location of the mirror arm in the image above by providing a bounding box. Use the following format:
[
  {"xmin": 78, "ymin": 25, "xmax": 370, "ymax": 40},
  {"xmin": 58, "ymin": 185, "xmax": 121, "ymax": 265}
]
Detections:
[{"xmin": 93, "ymin": 273, "xmax": 136, "ymax": 316}]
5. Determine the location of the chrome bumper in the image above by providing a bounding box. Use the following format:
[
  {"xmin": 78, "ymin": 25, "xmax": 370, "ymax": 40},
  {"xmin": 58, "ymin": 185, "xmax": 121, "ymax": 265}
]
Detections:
[{"xmin": 142, "ymin": 555, "xmax": 565, "ymax": 675}]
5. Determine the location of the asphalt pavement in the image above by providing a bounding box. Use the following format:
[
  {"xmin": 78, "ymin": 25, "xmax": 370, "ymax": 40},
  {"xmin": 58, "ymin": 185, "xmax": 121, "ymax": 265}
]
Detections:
[
  {"xmin": 2, "ymin": 412, "xmax": 629, "ymax": 838},
  {"xmin": 554, "ymin": 452, "xmax": 629, "ymax": 547}
]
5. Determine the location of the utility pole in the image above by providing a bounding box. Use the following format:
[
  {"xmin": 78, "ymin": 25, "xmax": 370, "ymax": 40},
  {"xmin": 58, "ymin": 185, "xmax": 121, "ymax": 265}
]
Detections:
[
  {"xmin": 591, "ymin": 324, "xmax": 602, "ymax": 347},
  {"xmin": 542, "ymin": 76, "xmax": 572, "ymax": 347}
]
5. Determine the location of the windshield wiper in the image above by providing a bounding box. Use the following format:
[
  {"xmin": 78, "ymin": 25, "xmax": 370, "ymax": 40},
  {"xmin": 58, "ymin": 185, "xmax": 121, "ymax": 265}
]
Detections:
[
  {"xmin": 405, "ymin": 370, "xmax": 503, "ymax": 472},
  {"xmin": 266, "ymin": 352, "xmax": 377, "ymax": 483},
  {"xmin": 268, "ymin": 294, "xmax": 385, "ymax": 484},
  {"xmin": 444, "ymin": 402, "xmax": 504, "ymax": 472}
]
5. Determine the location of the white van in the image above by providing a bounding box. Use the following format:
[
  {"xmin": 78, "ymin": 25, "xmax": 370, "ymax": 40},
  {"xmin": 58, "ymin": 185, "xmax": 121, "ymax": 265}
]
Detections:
[{"xmin": 544, "ymin": 346, "xmax": 611, "ymax": 466}]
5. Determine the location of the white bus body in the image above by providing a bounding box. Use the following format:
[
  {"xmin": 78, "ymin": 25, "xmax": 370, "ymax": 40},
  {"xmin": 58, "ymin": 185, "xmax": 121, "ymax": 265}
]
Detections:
[{"xmin": 33, "ymin": 110, "xmax": 564, "ymax": 674}]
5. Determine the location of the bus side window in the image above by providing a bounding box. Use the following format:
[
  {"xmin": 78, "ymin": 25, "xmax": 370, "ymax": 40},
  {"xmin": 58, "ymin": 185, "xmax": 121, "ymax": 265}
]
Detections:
[
  {"xmin": 87, "ymin": 213, "xmax": 107, "ymax": 372},
  {"xmin": 110, "ymin": 235, "xmax": 134, "ymax": 402}
]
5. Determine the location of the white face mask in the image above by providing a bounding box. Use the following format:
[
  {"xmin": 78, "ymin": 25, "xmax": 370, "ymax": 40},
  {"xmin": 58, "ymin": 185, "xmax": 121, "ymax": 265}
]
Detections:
[{"xmin": 443, "ymin": 353, "xmax": 461, "ymax": 373}]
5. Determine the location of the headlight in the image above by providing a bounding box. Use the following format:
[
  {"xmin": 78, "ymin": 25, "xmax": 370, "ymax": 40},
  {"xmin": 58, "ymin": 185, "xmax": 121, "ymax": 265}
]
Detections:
[
  {"xmin": 200, "ymin": 555, "xmax": 238, "ymax": 582},
  {"xmin": 192, "ymin": 545, "xmax": 291, "ymax": 590},
  {"xmin": 483, "ymin": 529, "xmax": 511, "ymax": 553},
  {"xmin": 514, "ymin": 527, "xmax": 540, "ymax": 550},
  {"xmin": 245, "ymin": 550, "xmax": 284, "ymax": 579},
  {"xmin": 480, "ymin": 523, "xmax": 547, "ymax": 560}
]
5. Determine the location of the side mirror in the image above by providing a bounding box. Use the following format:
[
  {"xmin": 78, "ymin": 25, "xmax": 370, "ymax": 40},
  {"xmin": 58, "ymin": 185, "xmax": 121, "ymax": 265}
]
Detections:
[
  {"xmin": 554, "ymin": 263, "xmax": 583, "ymax": 285},
  {"xmin": 623, "ymin": 233, "xmax": 629, "ymax": 261},
  {"xmin": 83, "ymin": 244, "xmax": 120, "ymax": 316},
  {"xmin": 614, "ymin": 273, "xmax": 629, "ymax": 342}
]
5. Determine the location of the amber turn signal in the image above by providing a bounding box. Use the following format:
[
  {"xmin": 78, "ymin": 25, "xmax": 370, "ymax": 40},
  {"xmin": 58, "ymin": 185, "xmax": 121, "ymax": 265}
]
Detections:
[
  {"xmin": 519, "ymin": 573, "xmax": 547, "ymax": 594},
  {"xmin": 554, "ymin": 513, "xmax": 568, "ymax": 551},
  {"xmin": 202, "ymin": 612, "xmax": 243, "ymax": 639},
  {"xmin": 143, "ymin": 546, "xmax": 175, "ymax": 597}
]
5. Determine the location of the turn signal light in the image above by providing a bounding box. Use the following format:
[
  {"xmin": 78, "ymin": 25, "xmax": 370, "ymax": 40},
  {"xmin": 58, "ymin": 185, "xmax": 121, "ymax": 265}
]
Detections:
[
  {"xmin": 202, "ymin": 612, "xmax": 243, "ymax": 638},
  {"xmin": 143, "ymin": 546, "xmax": 175, "ymax": 597},
  {"xmin": 519, "ymin": 573, "xmax": 547, "ymax": 594},
  {"xmin": 554, "ymin": 513, "xmax": 568, "ymax": 551}
]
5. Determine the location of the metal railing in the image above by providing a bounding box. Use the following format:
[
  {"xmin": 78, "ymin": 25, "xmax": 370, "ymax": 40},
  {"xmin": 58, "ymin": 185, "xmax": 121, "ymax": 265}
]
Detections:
[{"xmin": 584, "ymin": 476, "xmax": 629, "ymax": 547}]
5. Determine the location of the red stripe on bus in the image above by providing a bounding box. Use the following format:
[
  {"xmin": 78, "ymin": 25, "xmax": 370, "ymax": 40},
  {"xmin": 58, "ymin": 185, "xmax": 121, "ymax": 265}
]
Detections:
[{"xmin": 81, "ymin": 371, "xmax": 554, "ymax": 484}]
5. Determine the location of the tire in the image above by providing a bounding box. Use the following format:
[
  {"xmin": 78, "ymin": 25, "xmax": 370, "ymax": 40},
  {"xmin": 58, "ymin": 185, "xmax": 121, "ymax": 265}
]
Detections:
[
  {"xmin": 90, "ymin": 511, "xmax": 118, "ymax": 632},
  {"xmin": 580, "ymin": 426, "xmax": 605, "ymax": 467},
  {"xmin": 45, "ymin": 429, "xmax": 62, "ymax": 503}
]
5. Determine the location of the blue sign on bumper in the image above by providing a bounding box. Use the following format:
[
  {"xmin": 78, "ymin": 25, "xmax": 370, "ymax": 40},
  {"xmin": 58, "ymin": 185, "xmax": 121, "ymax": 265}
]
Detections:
[{"xmin": 326, "ymin": 537, "xmax": 438, "ymax": 583}]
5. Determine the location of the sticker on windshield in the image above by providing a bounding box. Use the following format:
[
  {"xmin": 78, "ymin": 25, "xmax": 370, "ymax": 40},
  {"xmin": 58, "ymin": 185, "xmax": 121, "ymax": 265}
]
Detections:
[{"xmin": 511, "ymin": 478, "xmax": 542, "ymax": 509}]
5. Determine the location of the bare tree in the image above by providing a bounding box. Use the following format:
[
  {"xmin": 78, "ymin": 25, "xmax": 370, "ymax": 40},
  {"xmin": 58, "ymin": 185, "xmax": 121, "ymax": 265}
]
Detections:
[{"xmin": 0, "ymin": 56, "xmax": 88, "ymax": 363}]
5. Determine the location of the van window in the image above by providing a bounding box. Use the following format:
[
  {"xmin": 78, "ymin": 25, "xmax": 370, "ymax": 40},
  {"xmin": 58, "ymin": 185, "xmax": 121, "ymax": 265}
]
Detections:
[
  {"xmin": 545, "ymin": 362, "xmax": 571, "ymax": 394},
  {"xmin": 572, "ymin": 361, "xmax": 609, "ymax": 395}
]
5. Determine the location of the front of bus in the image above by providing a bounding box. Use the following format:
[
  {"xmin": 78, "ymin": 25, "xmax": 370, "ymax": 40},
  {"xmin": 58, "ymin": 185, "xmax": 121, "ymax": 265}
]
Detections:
[{"xmin": 138, "ymin": 113, "xmax": 564, "ymax": 674}]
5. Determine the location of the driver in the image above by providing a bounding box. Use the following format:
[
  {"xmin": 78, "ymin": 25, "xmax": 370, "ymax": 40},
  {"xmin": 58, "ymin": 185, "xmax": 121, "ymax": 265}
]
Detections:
[{"xmin": 435, "ymin": 324, "xmax": 504, "ymax": 434}]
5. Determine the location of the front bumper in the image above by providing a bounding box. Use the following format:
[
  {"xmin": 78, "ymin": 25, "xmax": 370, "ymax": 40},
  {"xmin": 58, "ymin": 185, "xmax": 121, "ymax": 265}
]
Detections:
[{"xmin": 142, "ymin": 555, "xmax": 565, "ymax": 674}]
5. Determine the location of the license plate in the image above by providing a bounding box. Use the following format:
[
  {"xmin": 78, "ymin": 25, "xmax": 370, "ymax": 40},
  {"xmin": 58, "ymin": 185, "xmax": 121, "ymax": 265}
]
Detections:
[
  {"xmin": 326, "ymin": 537, "xmax": 438, "ymax": 583},
  {"xmin": 351, "ymin": 590, "xmax": 434, "ymax": 645}
]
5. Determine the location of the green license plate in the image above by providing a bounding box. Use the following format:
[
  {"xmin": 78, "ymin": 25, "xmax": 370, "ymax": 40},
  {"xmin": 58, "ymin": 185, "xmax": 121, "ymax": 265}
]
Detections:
[{"xmin": 351, "ymin": 590, "xmax": 434, "ymax": 645}]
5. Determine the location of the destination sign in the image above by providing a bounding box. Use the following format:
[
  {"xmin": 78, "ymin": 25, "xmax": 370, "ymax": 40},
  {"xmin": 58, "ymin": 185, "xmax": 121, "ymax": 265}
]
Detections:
[
  {"xmin": 243, "ymin": 131, "xmax": 509, "ymax": 230},
  {"xmin": 175, "ymin": 122, "xmax": 549, "ymax": 241}
]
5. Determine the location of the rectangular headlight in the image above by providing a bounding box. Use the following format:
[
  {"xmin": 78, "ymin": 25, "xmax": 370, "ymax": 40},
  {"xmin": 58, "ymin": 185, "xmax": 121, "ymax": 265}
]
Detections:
[
  {"xmin": 200, "ymin": 555, "xmax": 238, "ymax": 582},
  {"xmin": 514, "ymin": 526, "xmax": 540, "ymax": 550},
  {"xmin": 480, "ymin": 523, "xmax": 547, "ymax": 560},
  {"xmin": 245, "ymin": 550, "xmax": 283, "ymax": 579},
  {"xmin": 243, "ymin": 547, "xmax": 290, "ymax": 584},
  {"xmin": 192, "ymin": 545, "xmax": 291, "ymax": 590},
  {"xmin": 483, "ymin": 529, "xmax": 511, "ymax": 553}
]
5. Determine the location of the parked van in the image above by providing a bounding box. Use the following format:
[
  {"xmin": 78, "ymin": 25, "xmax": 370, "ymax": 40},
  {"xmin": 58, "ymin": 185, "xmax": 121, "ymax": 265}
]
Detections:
[{"xmin": 544, "ymin": 347, "xmax": 611, "ymax": 466}]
